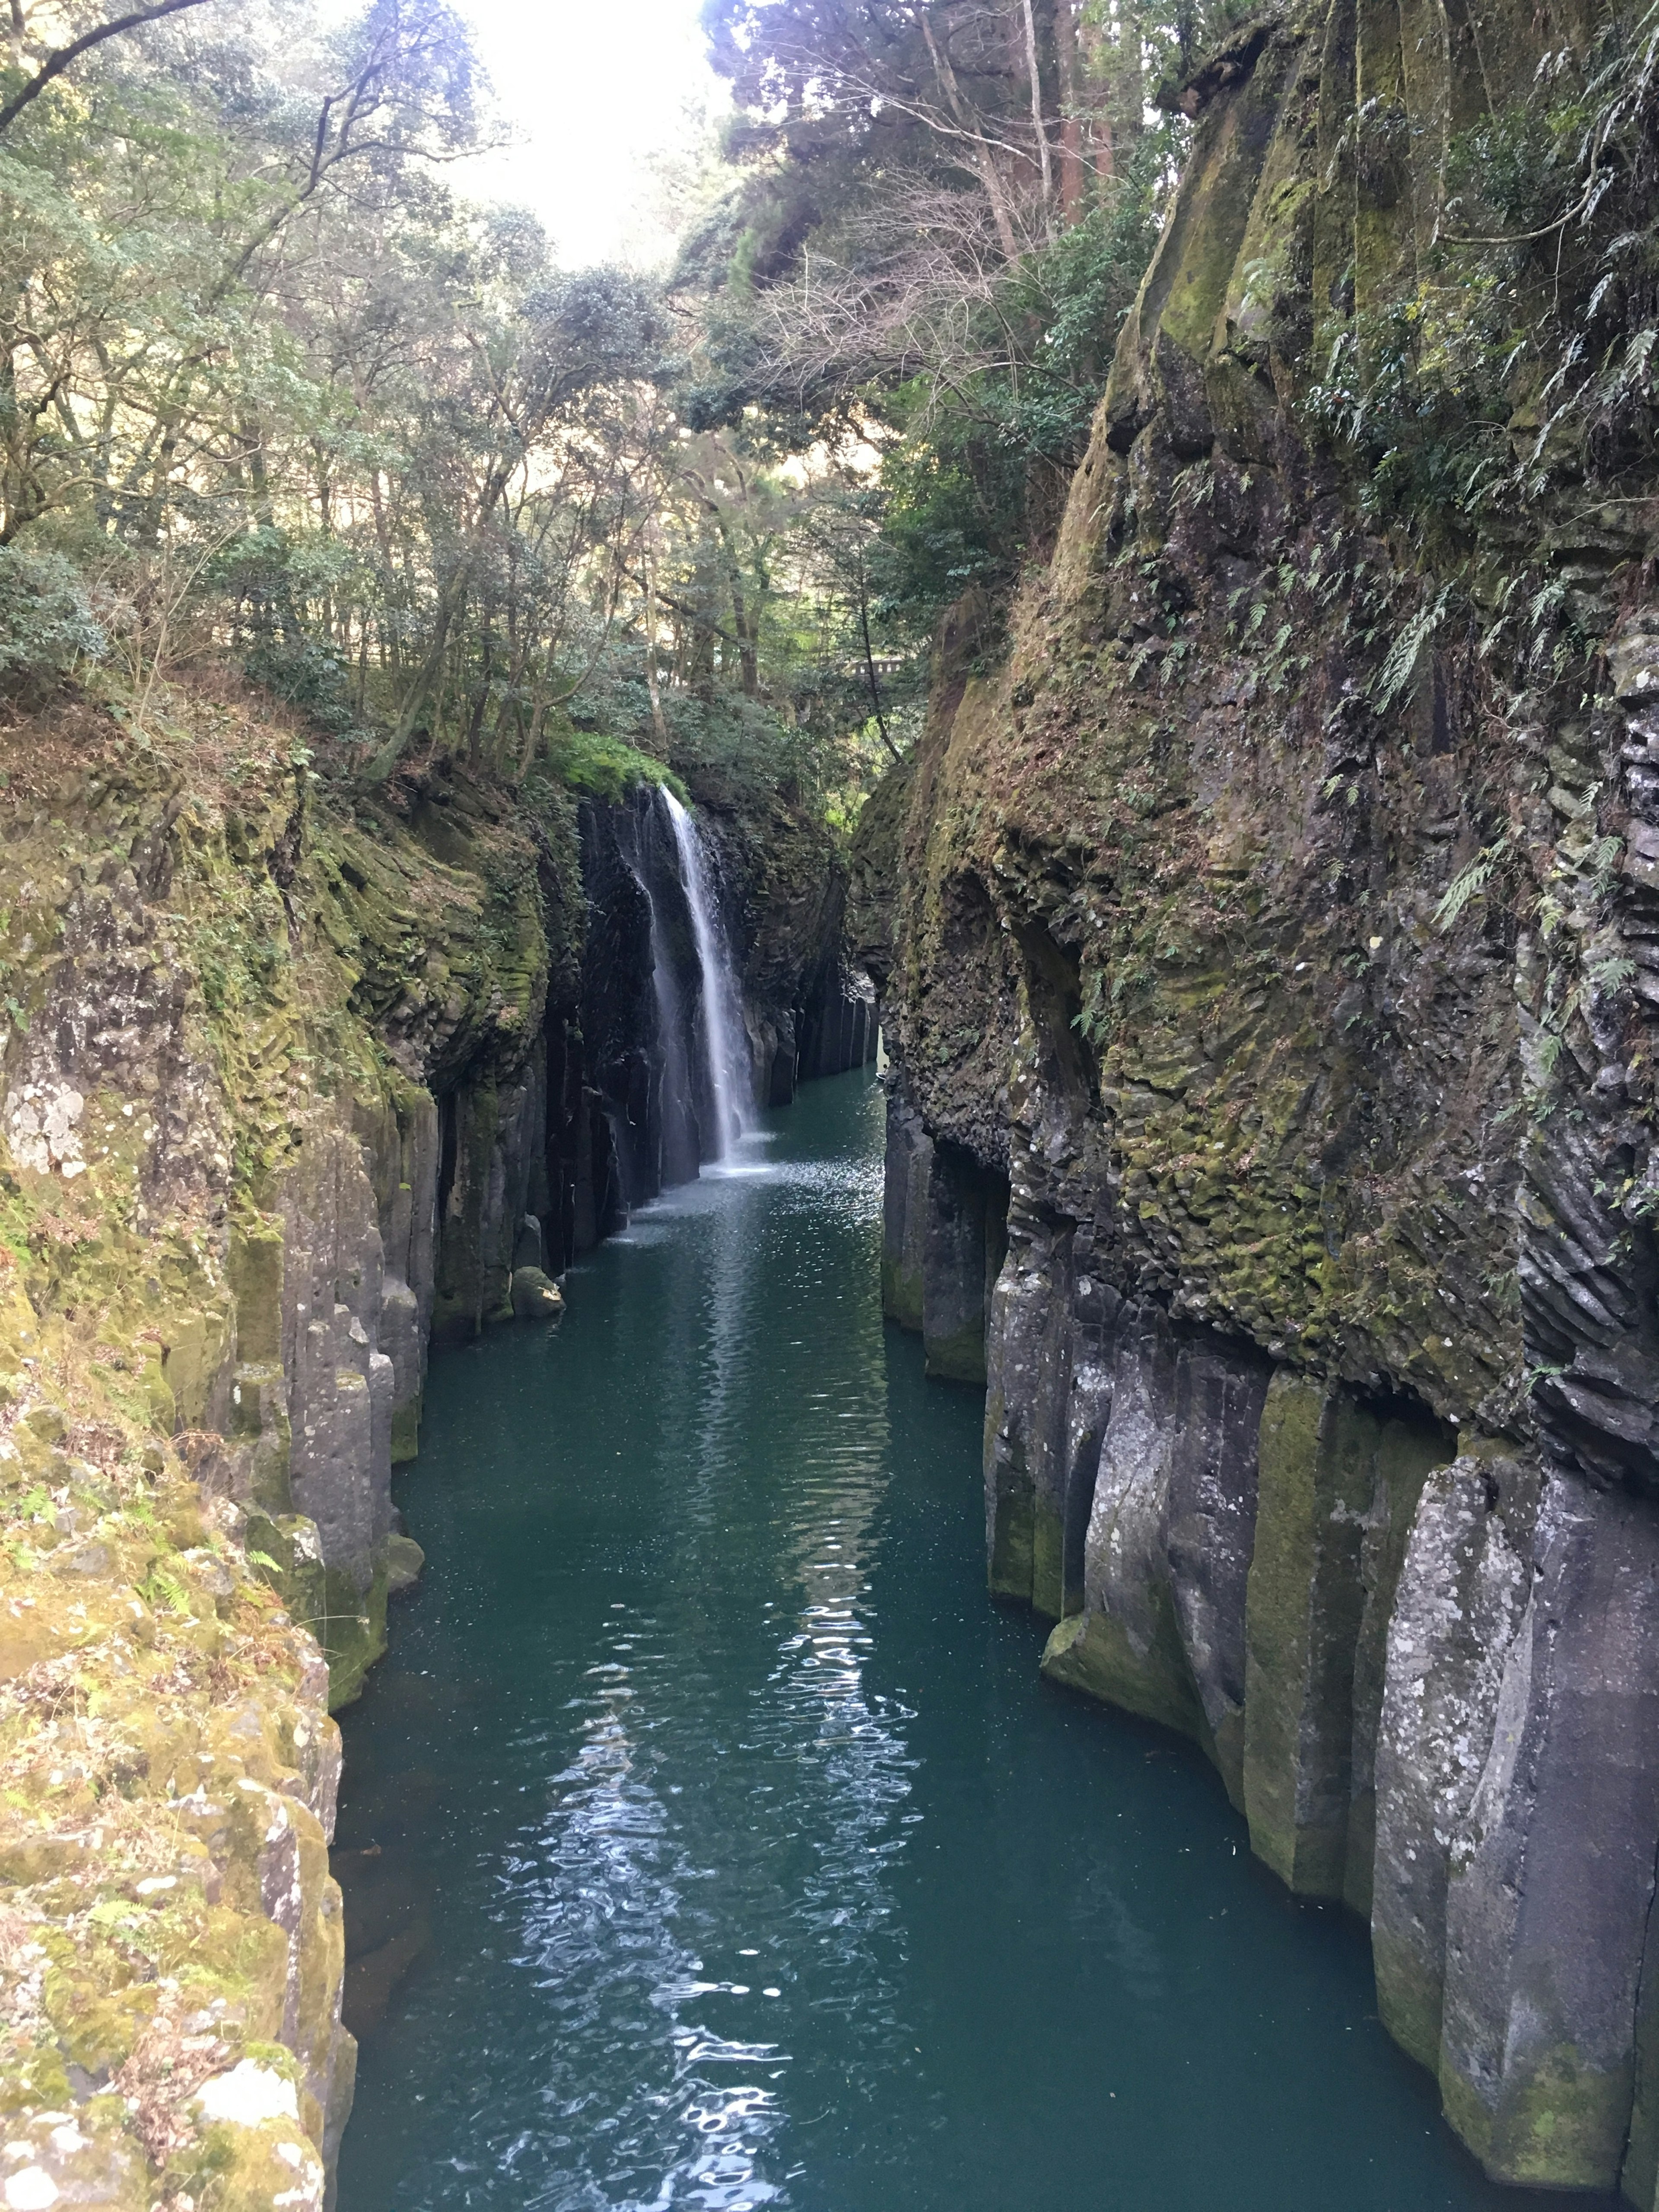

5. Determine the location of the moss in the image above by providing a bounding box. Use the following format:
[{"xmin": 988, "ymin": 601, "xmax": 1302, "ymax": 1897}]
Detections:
[
  {"xmin": 1373, "ymin": 1925, "xmax": 1446, "ymax": 2075},
  {"xmin": 1242, "ymin": 1374, "xmax": 1330, "ymax": 1884},
  {"xmin": 1041, "ymin": 1586, "xmax": 1209, "ymax": 1744},
  {"xmin": 986, "ymin": 1417, "xmax": 1035, "ymax": 1604},
  {"xmin": 228, "ymin": 1221, "xmax": 285, "ymax": 1367},
  {"xmin": 309, "ymin": 1556, "xmax": 389, "ymax": 1712},
  {"xmin": 1030, "ymin": 1499, "xmax": 1066, "ymax": 1623},
  {"xmin": 922, "ymin": 1317, "xmax": 988, "ymax": 1386},
  {"xmin": 543, "ymin": 729, "xmax": 685, "ymax": 805},
  {"xmin": 167, "ymin": 2120, "xmax": 326, "ymax": 2212},
  {"xmin": 390, "ymin": 1392, "xmax": 423, "ymax": 1464},
  {"xmin": 0, "ymin": 686, "xmax": 602, "ymax": 2192},
  {"xmin": 0, "ymin": 2046, "xmax": 73, "ymax": 2117},
  {"xmin": 42, "ymin": 1966, "xmax": 160, "ymax": 2072},
  {"xmin": 881, "ymin": 1258, "xmax": 925, "ymax": 1335},
  {"xmin": 1210, "ymin": 1705, "xmax": 1248, "ymax": 1815},
  {"xmin": 1443, "ymin": 2040, "xmax": 1633, "ymax": 2192},
  {"xmin": 1245, "ymin": 1378, "xmax": 1418, "ymax": 1898}
]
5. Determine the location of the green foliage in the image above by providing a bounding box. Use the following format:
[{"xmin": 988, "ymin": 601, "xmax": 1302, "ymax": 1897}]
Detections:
[
  {"xmin": 1433, "ymin": 839, "xmax": 1510, "ymax": 933},
  {"xmin": 242, "ymin": 633, "xmax": 358, "ymax": 733},
  {"xmin": 0, "ymin": 0, "xmax": 1196, "ymax": 822},
  {"xmin": 863, "ymin": 154, "xmax": 1166, "ymax": 632},
  {"xmin": 543, "ymin": 730, "xmax": 685, "ymax": 805},
  {"xmin": 1304, "ymin": 0, "xmax": 1659, "ymax": 539},
  {"xmin": 688, "ymin": 3, "xmax": 1189, "ymax": 647},
  {"xmin": 0, "ymin": 544, "xmax": 105, "ymax": 689},
  {"xmin": 1374, "ymin": 586, "xmax": 1451, "ymax": 712}
]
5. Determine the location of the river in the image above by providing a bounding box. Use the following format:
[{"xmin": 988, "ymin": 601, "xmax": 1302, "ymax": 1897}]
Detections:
[{"xmin": 334, "ymin": 1068, "xmax": 1592, "ymax": 2212}]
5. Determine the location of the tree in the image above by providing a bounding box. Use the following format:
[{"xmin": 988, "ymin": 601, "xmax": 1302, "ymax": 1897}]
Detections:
[{"xmin": 0, "ymin": 0, "xmax": 219, "ymax": 138}]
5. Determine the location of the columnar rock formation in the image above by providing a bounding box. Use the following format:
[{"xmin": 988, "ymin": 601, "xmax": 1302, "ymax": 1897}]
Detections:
[
  {"xmin": 0, "ymin": 713, "xmax": 868, "ymax": 2205},
  {"xmin": 861, "ymin": 0, "xmax": 1659, "ymax": 2192}
]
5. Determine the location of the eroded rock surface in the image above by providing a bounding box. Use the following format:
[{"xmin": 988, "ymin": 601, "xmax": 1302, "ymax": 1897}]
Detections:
[
  {"xmin": 0, "ymin": 701, "xmax": 855, "ymax": 2205},
  {"xmin": 871, "ymin": 0, "xmax": 1659, "ymax": 2190}
]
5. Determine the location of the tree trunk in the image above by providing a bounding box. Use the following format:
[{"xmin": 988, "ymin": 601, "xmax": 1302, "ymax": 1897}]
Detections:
[
  {"xmin": 1113, "ymin": 0, "xmax": 1145, "ymax": 163},
  {"xmin": 645, "ymin": 547, "xmax": 670, "ymax": 750},
  {"xmin": 1055, "ymin": 0, "xmax": 1086, "ymax": 224},
  {"xmin": 1021, "ymin": 0, "xmax": 1056, "ymax": 241},
  {"xmin": 922, "ymin": 9, "xmax": 1021, "ymax": 258},
  {"xmin": 360, "ymin": 559, "xmax": 469, "ymax": 783},
  {"xmin": 1079, "ymin": 4, "xmax": 1114, "ymax": 181}
]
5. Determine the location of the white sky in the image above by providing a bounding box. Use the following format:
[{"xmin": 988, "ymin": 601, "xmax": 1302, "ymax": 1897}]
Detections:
[{"xmin": 451, "ymin": 0, "xmax": 725, "ymax": 269}]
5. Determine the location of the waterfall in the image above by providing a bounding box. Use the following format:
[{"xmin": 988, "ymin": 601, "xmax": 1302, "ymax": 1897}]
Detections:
[{"xmin": 661, "ymin": 788, "xmax": 747, "ymax": 1160}]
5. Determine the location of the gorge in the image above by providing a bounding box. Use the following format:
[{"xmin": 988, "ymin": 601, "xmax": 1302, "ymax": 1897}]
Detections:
[
  {"xmin": 3, "ymin": 0, "xmax": 1659, "ymax": 2202},
  {"xmin": 331, "ymin": 1069, "xmax": 1571, "ymax": 2212}
]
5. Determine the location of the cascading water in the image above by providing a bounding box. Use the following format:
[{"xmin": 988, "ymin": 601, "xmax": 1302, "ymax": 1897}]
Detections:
[
  {"xmin": 662, "ymin": 788, "xmax": 748, "ymax": 1161},
  {"xmin": 639, "ymin": 845, "xmax": 699, "ymax": 1191}
]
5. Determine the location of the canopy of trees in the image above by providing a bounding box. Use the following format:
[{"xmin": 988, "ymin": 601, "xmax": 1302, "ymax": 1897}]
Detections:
[{"xmin": 0, "ymin": 0, "xmax": 1222, "ymax": 806}]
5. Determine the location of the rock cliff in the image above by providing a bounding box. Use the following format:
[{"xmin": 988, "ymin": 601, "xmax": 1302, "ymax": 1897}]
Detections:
[
  {"xmin": 0, "ymin": 691, "xmax": 863, "ymax": 2205},
  {"xmin": 870, "ymin": 0, "xmax": 1659, "ymax": 2193}
]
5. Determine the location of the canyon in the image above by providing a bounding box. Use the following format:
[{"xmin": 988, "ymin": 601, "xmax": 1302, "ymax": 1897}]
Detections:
[
  {"xmin": 852, "ymin": 0, "xmax": 1659, "ymax": 2194},
  {"xmin": 3, "ymin": 0, "xmax": 1659, "ymax": 2197},
  {"xmin": 0, "ymin": 714, "xmax": 870, "ymax": 2208}
]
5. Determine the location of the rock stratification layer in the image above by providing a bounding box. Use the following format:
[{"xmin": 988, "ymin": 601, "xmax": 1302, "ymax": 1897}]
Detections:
[{"xmin": 868, "ymin": 0, "xmax": 1659, "ymax": 2192}]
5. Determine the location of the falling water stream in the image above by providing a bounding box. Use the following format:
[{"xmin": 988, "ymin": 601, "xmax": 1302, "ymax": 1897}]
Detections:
[
  {"xmin": 663, "ymin": 790, "xmax": 746, "ymax": 1157},
  {"xmin": 333, "ymin": 1072, "xmax": 1600, "ymax": 2212}
]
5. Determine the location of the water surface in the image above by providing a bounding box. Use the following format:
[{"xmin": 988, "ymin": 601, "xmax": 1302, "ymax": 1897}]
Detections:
[{"xmin": 336, "ymin": 1069, "xmax": 1594, "ymax": 2212}]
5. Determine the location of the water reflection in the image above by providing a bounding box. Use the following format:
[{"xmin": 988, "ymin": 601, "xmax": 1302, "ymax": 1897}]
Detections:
[{"xmin": 337, "ymin": 1073, "xmax": 1587, "ymax": 2212}]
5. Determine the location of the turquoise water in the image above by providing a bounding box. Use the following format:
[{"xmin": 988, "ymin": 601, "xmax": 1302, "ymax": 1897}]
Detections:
[{"xmin": 334, "ymin": 1069, "xmax": 1593, "ymax": 2212}]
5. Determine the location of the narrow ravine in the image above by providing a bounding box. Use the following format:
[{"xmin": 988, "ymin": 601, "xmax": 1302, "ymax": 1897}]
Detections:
[{"xmin": 332, "ymin": 1073, "xmax": 1593, "ymax": 2212}]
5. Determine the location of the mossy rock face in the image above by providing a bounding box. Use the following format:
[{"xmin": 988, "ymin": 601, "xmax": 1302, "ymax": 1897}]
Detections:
[
  {"xmin": 0, "ymin": 696, "xmax": 597, "ymax": 2195},
  {"xmin": 985, "ymin": 1439, "xmax": 1035, "ymax": 1605},
  {"xmin": 1042, "ymin": 1599, "xmax": 1209, "ymax": 1744},
  {"xmin": 510, "ymin": 1266, "xmax": 564, "ymax": 1321},
  {"xmin": 881, "ymin": 1259, "xmax": 925, "ymax": 1334},
  {"xmin": 385, "ymin": 1532, "xmax": 425, "ymax": 1598},
  {"xmin": 315, "ymin": 1557, "xmax": 390, "ymax": 1711},
  {"xmin": 1017, "ymin": 1298, "xmax": 1266, "ymax": 1806},
  {"xmin": 0, "ymin": 2107, "xmax": 148, "ymax": 2208},
  {"xmin": 880, "ymin": 1092, "xmax": 932, "ymax": 1335},
  {"xmin": 922, "ymin": 1319, "xmax": 988, "ymax": 1386},
  {"xmin": 1442, "ymin": 2042, "xmax": 1634, "ymax": 2194},
  {"xmin": 389, "ymin": 1391, "xmax": 424, "ymax": 1465},
  {"xmin": 1243, "ymin": 1376, "xmax": 1370, "ymax": 1895},
  {"xmin": 1030, "ymin": 1500, "xmax": 1066, "ymax": 1623},
  {"xmin": 1430, "ymin": 1476, "xmax": 1659, "ymax": 2193},
  {"xmin": 877, "ymin": 0, "xmax": 1659, "ymax": 2183},
  {"xmin": 846, "ymin": 756, "xmax": 913, "ymax": 996}
]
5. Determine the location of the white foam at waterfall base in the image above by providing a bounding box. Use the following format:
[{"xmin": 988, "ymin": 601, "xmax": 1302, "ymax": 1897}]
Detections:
[{"xmin": 663, "ymin": 788, "xmax": 749, "ymax": 1162}]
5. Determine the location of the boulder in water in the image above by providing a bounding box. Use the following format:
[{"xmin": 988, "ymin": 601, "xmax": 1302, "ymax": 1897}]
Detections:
[
  {"xmin": 510, "ymin": 1266, "xmax": 565, "ymax": 1321},
  {"xmin": 385, "ymin": 1533, "xmax": 425, "ymax": 1599}
]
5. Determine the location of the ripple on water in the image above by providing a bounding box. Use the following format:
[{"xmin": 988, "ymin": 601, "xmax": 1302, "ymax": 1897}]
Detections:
[{"xmin": 335, "ymin": 1071, "xmax": 1603, "ymax": 2212}]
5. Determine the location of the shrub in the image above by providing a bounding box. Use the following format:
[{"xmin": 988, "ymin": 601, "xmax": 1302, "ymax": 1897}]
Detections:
[
  {"xmin": 0, "ymin": 545, "xmax": 106, "ymax": 693},
  {"xmin": 543, "ymin": 729, "xmax": 685, "ymax": 804}
]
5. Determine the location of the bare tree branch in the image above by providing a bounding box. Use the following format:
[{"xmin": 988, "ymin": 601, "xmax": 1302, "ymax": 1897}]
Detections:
[
  {"xmin": 0, "ymin": 0, "xmax": 217, "ymax": 137},
  {"xmin": 920, "ymin": 8, "xmax": 1020, "ymax": 255}
]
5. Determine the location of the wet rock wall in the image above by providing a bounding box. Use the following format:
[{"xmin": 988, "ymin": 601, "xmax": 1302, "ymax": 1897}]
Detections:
[
  {"xmin": 870, "ymin": 0, "xmax": 1659, "ymax": 2190},
  {"xmin": 0, "ymin": 717, "xmax": 861, "ymax": 2205}
]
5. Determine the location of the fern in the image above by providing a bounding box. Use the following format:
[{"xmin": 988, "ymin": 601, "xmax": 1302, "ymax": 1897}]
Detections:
[
  {"xmin": 141, "ymin": 1566, "xmax": 192, "ymax": 1617},
  {"xmin": 1588, "ymin": 953, "xmax": 1637, "ymax": 992},
  {"xmin": 1433, "ymin": 836, "xmax": 1509, "ymax": 931},
  {"xmin": 1374, "ymin": 586, "xmax": 1451, "ymax": 711}
]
